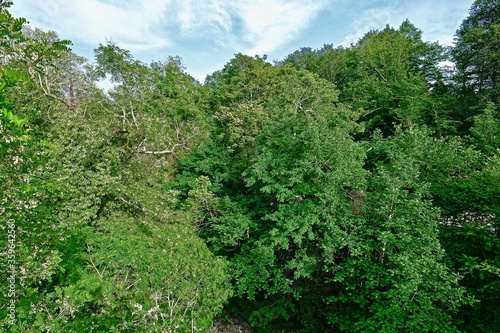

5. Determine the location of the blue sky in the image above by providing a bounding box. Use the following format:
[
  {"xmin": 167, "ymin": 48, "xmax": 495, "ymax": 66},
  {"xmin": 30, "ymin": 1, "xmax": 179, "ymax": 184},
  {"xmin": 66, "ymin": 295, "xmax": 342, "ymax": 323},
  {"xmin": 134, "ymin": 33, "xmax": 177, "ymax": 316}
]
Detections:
[{"xmin": 10, "ymin": 0, "xmax": 473, "ymax": 82}]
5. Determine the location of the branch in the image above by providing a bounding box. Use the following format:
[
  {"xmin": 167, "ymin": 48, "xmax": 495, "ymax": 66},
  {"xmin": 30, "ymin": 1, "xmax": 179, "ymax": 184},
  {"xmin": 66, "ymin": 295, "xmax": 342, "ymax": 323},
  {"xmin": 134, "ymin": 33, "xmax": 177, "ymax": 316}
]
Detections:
[
  {"xmin": 410, "ymin": 284, "xmax": 419, "ymax": 302},
  {"xmin": 85, "ymin": 243, "xmax": 103, "ymax": 281},
  {"xmin": 362, "ymin": 107, "xmax": 384, "ymax": 117},
  {"xmin": 136, "ymin": 122, "xmax": 191, "ymax": 155},
  {"xmin": 118, "ymin": 105, "xmax": 129, "ymax": 126},
  {"xmin": 137, "ymin": 144, "xmax": 182, "ymax": 155},
  {"xmin": 118, "ymin": 196, "xmax": 146, "ymax": 212},
  {"xmin": 380, "ymin": 242, "xmax": 386, "ymax": 263},
  {"xmin": 129, "ymin": 101, "xmax": 139, "ymax": 130},
  {"xmin": 36, "ymin": 72, "xmax": 72, "ymax": 109},
  {"xmin": 135, "ymin": 136, "xmax": 181, "ymax": 155}
]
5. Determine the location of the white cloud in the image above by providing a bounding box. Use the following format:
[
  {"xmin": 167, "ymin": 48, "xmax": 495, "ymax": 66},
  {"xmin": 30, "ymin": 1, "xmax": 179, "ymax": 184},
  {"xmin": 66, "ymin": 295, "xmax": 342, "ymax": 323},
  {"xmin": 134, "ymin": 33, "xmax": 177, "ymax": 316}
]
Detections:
[
  {"xmin": 11, "ymin": 0, "xmax": 331, "ymax": 56},
  {"xmin": 236, "ymin": 0, "xmax": 331, "ymax": 55},
  {"xmin": 9, "ymin": 0, "xmax": 471, "ymax": 81},
  {"xmin": 162, "ymin": 0, "xmax": 331, "ymax": 55},
  {"xmin": 175, "ymin": 0, "xmax": 233, "ymax": 36},
  {"xmin": 337, "ymin": 0, "xmax": 471, "ymax": 46},
  {"xmin": 339, "ymin": 6, "xmax": 396, "ymax": 46},
  {"xmin": 402, "ymin": 0, "xmax": 470, "ymax": 46},
  {"xmin": 12, "ymin": 0, "xmax": 172, "ymax": 51}
]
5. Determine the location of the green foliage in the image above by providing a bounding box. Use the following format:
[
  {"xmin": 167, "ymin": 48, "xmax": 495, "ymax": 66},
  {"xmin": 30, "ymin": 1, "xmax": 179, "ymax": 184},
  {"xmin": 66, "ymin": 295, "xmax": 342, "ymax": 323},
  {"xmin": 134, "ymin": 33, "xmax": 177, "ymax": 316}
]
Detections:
[
  {"xmin": 0, "ymin": 68, "xmax": 68, "ymax": 332},
  {"xmin": 314, "ymin": 45, "xmax": 360, "ymax": 91},
  {"xmin": 1, "ymin": 8, "xmax": 228, "ymax": 332},
  {"xmin": 470, "ymin": 102, "xmax": 500, "ymax": 154},
  {"xmin": 279, "ymin": 47, "xmax": 321, "ymax": 72},
  {"xmin": 453, "ymin": 0, "xmax": 500, "ymax": 106},
  {"xmin": 346, "ymin": 23, "xmax": 448, "ymax": 135},
  {"xmin": 0, "ymin": 2, "xmax": 26, "ymax": 53},
  {"xmin": 440, "ymin": 224, "xmax": 500, "ymax": 333},
  {"xmin": 366, "ymin": 126, "xmax": 500, "ymax": 332},
  {"xmin": 325, "ymin": 128, "xmax": 469, "ymax": 332},
  {"xmin": 176, "ymin": 56, "xmax": 469, "ymax": 331},
  {"xmin": 95, "ymin": 41, "xmax": 146, "ymax": 85},
  {"xmin": 72, "ymin": 212, "xmax": 230, "ymax": 333},
  {"xmin": 2, "ymin": 4, "xmax": 500, "ymax": 333},
  {"xmin": 283, "ymin": 21, "xmax": 451, "ymax": 137}
]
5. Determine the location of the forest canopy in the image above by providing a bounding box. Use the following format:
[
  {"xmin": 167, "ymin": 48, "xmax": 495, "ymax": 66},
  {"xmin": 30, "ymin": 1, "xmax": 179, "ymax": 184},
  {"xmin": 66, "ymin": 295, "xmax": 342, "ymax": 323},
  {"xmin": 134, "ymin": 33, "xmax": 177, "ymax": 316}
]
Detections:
[{"xmin": 1, "ymin": 1, "xmax": 499, "ymax": 332}]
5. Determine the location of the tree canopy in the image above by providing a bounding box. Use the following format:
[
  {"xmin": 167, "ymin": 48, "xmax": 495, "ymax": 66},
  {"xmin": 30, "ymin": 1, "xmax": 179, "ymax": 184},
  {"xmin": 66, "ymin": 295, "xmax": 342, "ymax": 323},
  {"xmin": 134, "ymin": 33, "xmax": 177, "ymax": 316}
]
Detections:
[{"xmin": 1, "ymin": 1, "xmax": 499, "ymax": 332}]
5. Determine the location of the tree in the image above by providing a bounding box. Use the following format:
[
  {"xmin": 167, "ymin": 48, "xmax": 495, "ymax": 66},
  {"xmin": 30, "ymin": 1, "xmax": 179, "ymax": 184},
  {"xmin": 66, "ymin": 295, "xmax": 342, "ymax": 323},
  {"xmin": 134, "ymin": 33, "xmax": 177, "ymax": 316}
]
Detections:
[
  {"xmin": 177, "ymin": 59, "xmax": 468, "ymax": 331},
  {"xmin": 343, "ymin": 22, "xmax": 450, "ymax": 136},
  {"xmin": 470, "ymin": 101, "xmax": 500, "ymax": 155},
  {"xmin": 3, "ymin": 2, "xmax": 499, "ymax": 331},
  {"xmin": 315, "ymin": 45, "xmax": 360, "ymax": 92},
  {"xmin": 281, "ymin": 21, "xmax": 451, "ymax": 137},
  {"xmin": 177, "ymin": 64, "xmax": 363, "ymax": 331},
  {"xmin": 278, "ymin": 47, "xmax": 320, "ymax": 72},
  {"xmin": 452, "ymin": 0, "xmax": 500, "ymax": 108},
  {"xmin": 1, "ymin": 6, "xmax": 229, "ymax": 331},
  {"xmin": 364, "ymin": 126, "xmax": 499, "ymax": 333}
]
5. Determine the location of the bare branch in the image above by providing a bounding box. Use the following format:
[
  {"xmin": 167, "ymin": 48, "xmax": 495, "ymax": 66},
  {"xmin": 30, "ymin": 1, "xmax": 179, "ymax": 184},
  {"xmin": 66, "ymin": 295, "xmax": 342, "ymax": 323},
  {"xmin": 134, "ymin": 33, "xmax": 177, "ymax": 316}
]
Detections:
[
  {"xmin": 136, "ymin": 121, "xmax": 194, "ymax": 155},
  {"xmin": 36, "ymin": 72, "xmax": 72, "ymax": 108},
  {"xmin": 118, "ymin": 105, "xmax": 129, "ymax": 126},
  {"xmin": 137, "ymin": 143, "xmax": 183, "ymax": 155},
  {"xmin": 129, "ymin": 101, "xmax": 139, "ymax": 130}
]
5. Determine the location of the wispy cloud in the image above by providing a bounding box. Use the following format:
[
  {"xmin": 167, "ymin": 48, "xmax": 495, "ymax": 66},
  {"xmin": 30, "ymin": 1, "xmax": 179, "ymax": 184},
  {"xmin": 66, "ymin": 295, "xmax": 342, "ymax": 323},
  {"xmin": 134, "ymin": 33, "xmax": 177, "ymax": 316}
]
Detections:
[
  {"xmin": 9, "ymin": 0, "xmax": 472, "ymax": 82},
  {"xmin": 339, "ymin": 6, "xmax": 397, "ymax": 46},
  {"xmin": 233, "ymin": 0, "xmax": 331, "ymax": 55},
  {"xmin": 337, "ymin": 0, "xmax": 471, "ymax": 46},
  {"xmin": 13, "ymin": 0, "xmax": 172, "ymax": 51},
  {"xmin": 166, "ymin": 0, "xmax": 331, "ymax": 55},
  {"xmin": 12, "ymin": 0, "xmax": 331, "ymax": 56},
  {"xmin": 402, "ymin": 0, "xmax": 470, "ymax": 45},
  {"xmin": 175, "ymin": 0, "xmax": 233, "ymax": 36}
]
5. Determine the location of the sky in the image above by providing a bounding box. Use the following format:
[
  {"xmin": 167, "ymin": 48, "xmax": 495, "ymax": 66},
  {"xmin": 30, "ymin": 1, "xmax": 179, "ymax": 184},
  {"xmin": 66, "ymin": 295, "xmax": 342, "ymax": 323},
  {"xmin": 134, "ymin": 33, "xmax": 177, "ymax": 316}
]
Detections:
[{"xmin": 10, "ymin": 0, "xmax": 473, "ymax": 83}]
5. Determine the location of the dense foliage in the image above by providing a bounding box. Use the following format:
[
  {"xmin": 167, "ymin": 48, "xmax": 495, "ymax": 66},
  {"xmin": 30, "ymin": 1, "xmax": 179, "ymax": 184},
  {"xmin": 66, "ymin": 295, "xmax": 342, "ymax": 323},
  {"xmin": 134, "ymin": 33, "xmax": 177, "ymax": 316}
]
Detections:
[{"xmin": 1, "ymin": 0, "xmax": 499, "ymax": 332}]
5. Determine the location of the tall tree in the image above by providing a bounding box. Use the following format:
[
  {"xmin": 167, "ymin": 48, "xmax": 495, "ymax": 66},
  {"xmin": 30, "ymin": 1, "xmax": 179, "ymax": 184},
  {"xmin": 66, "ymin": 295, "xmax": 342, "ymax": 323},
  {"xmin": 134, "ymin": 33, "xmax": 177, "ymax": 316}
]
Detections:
[
  {"xmin": 327, "ymin": 128, "xmax": 468, "ymax": 333},
  {"xmin": 282, "ymin": 21, "xmax": 451, "ymax": 136},
  {"xmin": 452, "ymin": 0, "xmax": 500, "ymax": 108},
  {"xmin": 344, "ymin": 22, "xmax": 449, "ymax": 136},
  {"xmin": 177, "ymin": 58, "xmax": 468, "ymax": 331},
  {"xmin": 1, "ymin": 7, "xmax": 229, "ymax": 331}
]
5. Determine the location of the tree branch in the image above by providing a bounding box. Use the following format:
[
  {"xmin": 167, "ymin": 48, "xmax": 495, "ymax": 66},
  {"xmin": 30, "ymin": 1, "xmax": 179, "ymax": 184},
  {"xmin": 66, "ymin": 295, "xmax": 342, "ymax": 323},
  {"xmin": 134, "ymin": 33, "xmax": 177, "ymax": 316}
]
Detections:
[
  {"xmin": 137, "ymin": 143, "xmax": 183, "ymax": 155},
  {"xmin": 118, "ymin": 196, "xmax": 146, "ymax": 212},
  {"xmin": 36, "ymin": 72, "xmax": 72, "ymax": 109}
]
